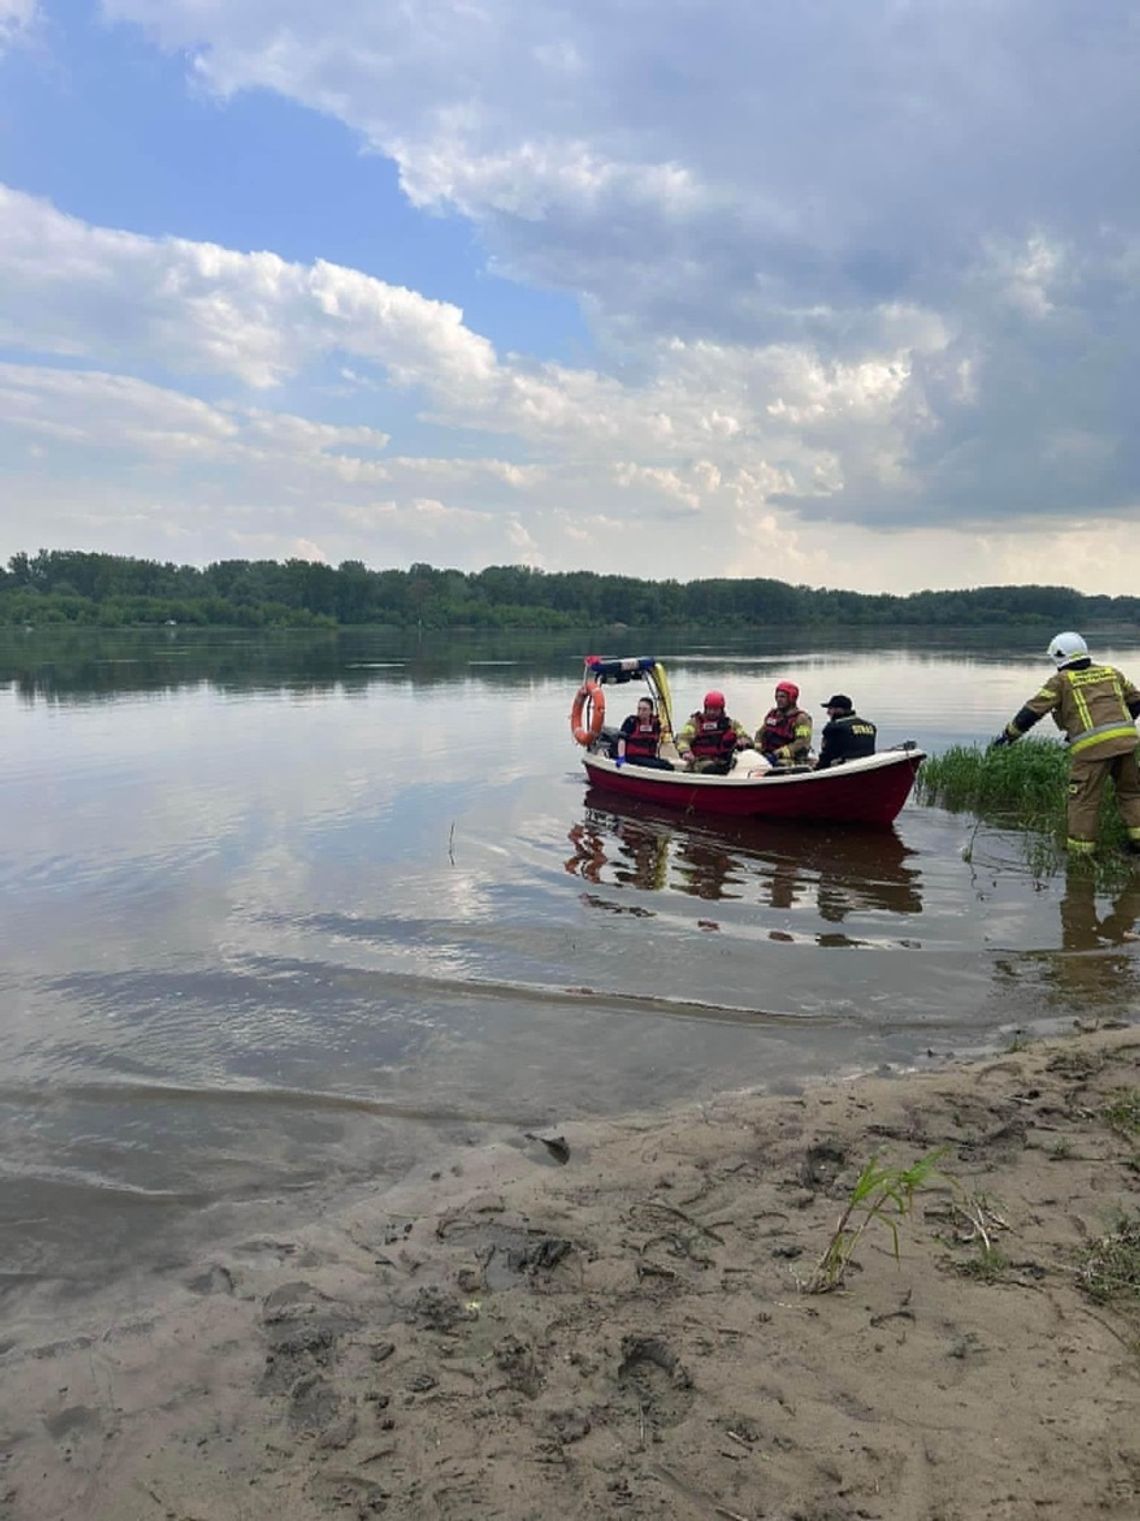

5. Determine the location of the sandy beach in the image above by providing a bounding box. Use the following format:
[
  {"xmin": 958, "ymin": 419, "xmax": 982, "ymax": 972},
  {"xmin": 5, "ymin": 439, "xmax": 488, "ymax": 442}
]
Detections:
[{"xmin": 2, "ymin": 1027, "xmax": 1138, "ymax": 1521}]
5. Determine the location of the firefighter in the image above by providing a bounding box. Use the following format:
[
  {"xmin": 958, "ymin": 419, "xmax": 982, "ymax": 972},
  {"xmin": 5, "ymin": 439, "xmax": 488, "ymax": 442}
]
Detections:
[
  {"xmin": 755, "ymin": 680, "xmax": 813, "ymax": 767},
  {"xmin": 676, "ymin": 690, "xmax": 750, "ymax": 774},
  {"xmin": 990, "ymin": 631, "xmax": 1140, "ymax": 855},
  {"xmin": 816, "ymin": 694, "xmax": 877, "ymax": 770}
]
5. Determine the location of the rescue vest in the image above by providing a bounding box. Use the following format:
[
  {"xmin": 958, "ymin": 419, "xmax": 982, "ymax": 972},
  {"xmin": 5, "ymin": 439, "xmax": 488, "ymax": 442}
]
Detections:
[
  {"xmin": 624, "ymin": 716, "xmax": 661, "ymax": 760},
  {"xmin": 689, "ymin": 713, "xmax": 738, "ymax": 762},
  {"xmin": 758, "ymin": 707, "xmax": 799, "ymax": 750}
]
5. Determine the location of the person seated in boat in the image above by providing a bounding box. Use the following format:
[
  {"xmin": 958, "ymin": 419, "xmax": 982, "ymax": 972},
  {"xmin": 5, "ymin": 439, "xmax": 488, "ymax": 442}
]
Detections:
[
  {"xmin": 755, "ymin": 680, "xmax": 813, "ymax": 768},
  {"xmin": 676, "ymin": 690, "xmax": 750, "ymax": 774},
  {"xmin": 615, "ymin": 696, "xmax": 674, "ymax": 770},
  {"xmin": 815, "ymin": 694, "xmax": 877, "ymax": 769}
]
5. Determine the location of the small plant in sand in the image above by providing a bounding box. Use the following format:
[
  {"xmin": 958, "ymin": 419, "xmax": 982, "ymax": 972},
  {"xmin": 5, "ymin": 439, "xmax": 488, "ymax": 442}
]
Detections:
[
  {"xmin": 957, "ymin": 1245, "xmax": 1009, "ymax": 1284},
  {"xmin": 805, "ymin": 1148, "xmax": 946, "ymax": 1294},
  {"xmin": 946, "ymin": 1191, "xmax": 1011, "ymax": 1282},
  {"xmin": 1103, "ymin": 1088, "xmax": 1140, "ymax": 1140},
  {"xmin": 1076, "ymin": 1213, "xmax": 1140, "ymax": 1306}
]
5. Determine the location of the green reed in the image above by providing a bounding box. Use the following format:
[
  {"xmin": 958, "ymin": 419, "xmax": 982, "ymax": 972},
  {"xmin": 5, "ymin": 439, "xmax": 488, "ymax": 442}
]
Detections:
[{"xmin": 917, "ymin": 741, "xmax": 1129, "ymax": 873}]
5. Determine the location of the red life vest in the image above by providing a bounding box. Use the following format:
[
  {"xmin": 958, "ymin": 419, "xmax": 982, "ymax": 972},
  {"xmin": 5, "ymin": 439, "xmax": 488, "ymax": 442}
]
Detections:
[
  {"xmin": 624, "ymin": 716, "xmax": 661, "ymax": 760},
  {"xmin": 690, "ymin": 713, "xmax": 737, "ymax": 761},
  {"xmin": 758, "ymin": 706, "xmax": 799, "ymax": 750}
]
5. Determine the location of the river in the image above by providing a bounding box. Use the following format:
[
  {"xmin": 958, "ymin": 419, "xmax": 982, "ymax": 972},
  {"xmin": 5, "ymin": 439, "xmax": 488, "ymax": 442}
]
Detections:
[{"xmin": 2, "ymin": 625, "xmax": 1139, "ymax": 1307}]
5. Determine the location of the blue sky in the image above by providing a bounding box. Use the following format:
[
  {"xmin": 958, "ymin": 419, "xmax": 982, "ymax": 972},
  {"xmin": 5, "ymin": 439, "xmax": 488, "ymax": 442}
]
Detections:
[{"xmin": 1, "ymin": 1, "xmax": 1139, "ymax": 591}]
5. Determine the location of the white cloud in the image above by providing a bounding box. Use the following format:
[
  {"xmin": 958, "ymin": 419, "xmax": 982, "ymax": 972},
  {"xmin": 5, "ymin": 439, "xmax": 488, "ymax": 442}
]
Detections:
[
  {"xmin": 393, "ymin": 135, "xmax": 711, "ymax": 226},
  {"xmin": 982, "ymin": 232, "xmax": 1068, "ymax": 318},
  {"xmin": 0, "ymin": 363, "xmax": 391, "ymax": 465},
  {"xmin": 0, "ymin": 0, "xmax": 35, "ymax": 48},
  {"xmin": 100, "ymin": 4, "xmax": 1139, "ymax": 301},
  {"xmin": 0, "ymin": 364, "xmax": 240, "ymax": 453},
  {"xmin": 91, "ymin": 0, "xmax": 1140, "ymax": 537},
  {"xmin": 4, "ymin": 352, "xmax": 1139, "ymax": 588},
  {"xmin": 0, "ymin": 184, "xmax": 496, "ymax": 393},
  {"xmin": 0, "ymin": 182, "xmax": 934, "ymax": 489},
  {"xmin": 4, "ymin": 92, "xmax": 1140, "ymax": 592}
]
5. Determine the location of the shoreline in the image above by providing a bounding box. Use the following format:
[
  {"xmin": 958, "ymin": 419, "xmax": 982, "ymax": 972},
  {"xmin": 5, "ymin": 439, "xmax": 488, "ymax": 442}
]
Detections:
[{"xmin": 2, "ymin": 1026, "xmax": 1138, "ymax": 1520}]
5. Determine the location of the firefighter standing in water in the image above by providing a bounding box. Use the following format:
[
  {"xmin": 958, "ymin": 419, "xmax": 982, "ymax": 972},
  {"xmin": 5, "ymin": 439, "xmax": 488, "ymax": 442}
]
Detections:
[
  {"xmin": 756, "ymin": 680, "xmax": 813, "ymax": 767},
  {"xmin": 991, "ymin": 631, "xmax": 1140, "ymax": 855},
  {"xmin": 676, "ymin": 690, "xmax": 750, "ymax": 774}
]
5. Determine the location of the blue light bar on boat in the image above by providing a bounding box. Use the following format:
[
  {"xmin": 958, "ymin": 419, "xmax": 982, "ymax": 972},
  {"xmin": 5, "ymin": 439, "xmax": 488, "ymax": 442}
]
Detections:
[{"xmin": 584, "ymin": 656, "xmax": 659, "ymax": 677}]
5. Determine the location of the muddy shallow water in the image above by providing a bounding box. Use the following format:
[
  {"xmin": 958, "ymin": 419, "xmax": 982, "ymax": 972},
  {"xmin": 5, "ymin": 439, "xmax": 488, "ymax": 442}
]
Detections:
[{"xmin": 2, "ymin": 625, "xmax": 1138, "ymax": 1302}]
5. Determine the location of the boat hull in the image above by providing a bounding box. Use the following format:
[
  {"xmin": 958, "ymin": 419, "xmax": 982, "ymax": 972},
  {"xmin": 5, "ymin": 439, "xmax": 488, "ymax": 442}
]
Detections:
[{"xmin": 582, "ymin": 749, "xmax": 925, "ymax": 827}]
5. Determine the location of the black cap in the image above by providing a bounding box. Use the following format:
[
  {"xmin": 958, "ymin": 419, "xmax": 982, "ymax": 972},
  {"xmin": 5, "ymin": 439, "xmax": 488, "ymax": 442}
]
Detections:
[{"xmin": 822, "ymin": 694, "xmax": 853, "ymax": 711}]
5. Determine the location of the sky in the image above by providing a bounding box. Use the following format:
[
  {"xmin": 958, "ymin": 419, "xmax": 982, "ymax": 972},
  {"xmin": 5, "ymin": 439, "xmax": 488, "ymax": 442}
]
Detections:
[{"xmin": 1, "ymin": 1, "xmax": 1138, "ymax": 594}]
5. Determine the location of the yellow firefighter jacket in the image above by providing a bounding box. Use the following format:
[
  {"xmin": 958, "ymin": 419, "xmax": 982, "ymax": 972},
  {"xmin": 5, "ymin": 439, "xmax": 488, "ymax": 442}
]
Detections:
[{"xmin": 1005, "ymin": 661, "xmax": 1140, "ymax": 758}]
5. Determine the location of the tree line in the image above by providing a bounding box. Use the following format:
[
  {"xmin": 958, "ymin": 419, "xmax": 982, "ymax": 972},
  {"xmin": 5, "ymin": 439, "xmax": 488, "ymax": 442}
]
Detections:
[{"xmin": 2, "ymin": 549, "xmax": 1138, "ymax": 630}]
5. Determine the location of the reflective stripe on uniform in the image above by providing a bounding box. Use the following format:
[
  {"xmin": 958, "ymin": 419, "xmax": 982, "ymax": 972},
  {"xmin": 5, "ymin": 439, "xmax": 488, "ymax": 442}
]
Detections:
[
  {"xmin": 1068, "ymin": 722, "xmax": 1140, "ymax": 755},
  {"xmin": 1067, "ymin": 665, "xmax": 1120, "ymax": 688},
  {"xmin": 1061, "ymin": 665, "xmax": 1134, "ymax": 746},
  {"xmin": 1066, "ymin": 837, "xmax": 1097, "ymax": 854},
  {"xmin": 1066, "ymin": 669, "xmax": 1090, "ymax": 730}
]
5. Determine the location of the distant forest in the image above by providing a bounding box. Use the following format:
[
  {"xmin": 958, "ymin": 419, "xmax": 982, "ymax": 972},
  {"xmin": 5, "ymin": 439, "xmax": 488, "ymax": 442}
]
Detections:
[{"xmin": 2, "ymin": 549, "xmax": 1138, "ymax": 631}]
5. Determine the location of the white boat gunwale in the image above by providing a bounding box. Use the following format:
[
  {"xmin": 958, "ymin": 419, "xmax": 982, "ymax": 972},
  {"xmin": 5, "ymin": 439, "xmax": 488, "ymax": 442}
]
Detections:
[{"xmin": 581, "ymin": 747, "xmax": 925, "ymax": 787}]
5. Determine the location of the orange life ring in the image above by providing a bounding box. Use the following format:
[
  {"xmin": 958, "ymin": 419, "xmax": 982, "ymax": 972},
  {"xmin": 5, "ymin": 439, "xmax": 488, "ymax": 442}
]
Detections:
[{"xmin": 570, "ymin": 680, "xmax": 605, "ymax": 746}]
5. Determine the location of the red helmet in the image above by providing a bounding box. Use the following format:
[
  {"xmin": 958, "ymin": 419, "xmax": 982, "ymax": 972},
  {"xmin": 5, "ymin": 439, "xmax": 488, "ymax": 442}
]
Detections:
[
  {"xmin": 703, "ymin": 689, "xmax": 726, "ymax": 711},
  {"xmin": 775, "ymin": 680, "xmax": 799, "ymax": 703}
]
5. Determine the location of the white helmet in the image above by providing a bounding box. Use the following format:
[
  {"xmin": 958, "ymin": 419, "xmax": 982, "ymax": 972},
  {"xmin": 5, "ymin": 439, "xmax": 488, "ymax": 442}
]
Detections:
[{"xmin": 1048, "ymin": 631, "xmax": 1088, "ymax": 669}]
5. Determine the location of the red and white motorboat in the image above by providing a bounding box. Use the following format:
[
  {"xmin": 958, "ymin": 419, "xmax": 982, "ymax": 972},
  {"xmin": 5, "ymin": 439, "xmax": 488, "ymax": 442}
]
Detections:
[
  {"xmin": 581, "ymin": 746, "xmax": 925, "ymax": 825},
  {"xmin": 570, "ymin": 655, "xmax": 925, "ymax": 828}
]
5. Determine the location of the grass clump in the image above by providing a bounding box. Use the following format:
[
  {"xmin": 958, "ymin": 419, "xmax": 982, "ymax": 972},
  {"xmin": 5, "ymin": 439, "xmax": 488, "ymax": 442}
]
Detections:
[
  {"xmin": 1103, "ymin": 1088, "xmax": 1140, "ymax": 1139},
  {"xmin": 806, "ymin": 1148, "xmax": 946, "ymax": 1294},
  {"xmin": 917, "ymin": 741, "xmax": 1130, "ymax": 872},
  {"xmin": 957, "ymin": 1245, "xmax": 1009, "ymax": 1284},
  {"xmin": 918, "ymin": 741, "xmax": 1071, "ymax": 826},
  {"xmin": 1076, "ymin": 1214, "xmax": 1140, "ymax": 1305}
]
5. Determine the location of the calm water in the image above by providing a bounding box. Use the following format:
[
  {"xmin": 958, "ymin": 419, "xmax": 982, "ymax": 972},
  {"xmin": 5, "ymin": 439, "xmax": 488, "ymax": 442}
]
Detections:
[{"xmin": 2, "ymin": 626, "xmax": 1139, "ymax": 1307}]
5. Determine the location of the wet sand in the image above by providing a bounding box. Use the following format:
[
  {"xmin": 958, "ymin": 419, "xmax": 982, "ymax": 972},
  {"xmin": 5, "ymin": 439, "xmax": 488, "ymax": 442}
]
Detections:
[{"xmin": 2, "ymin": 1028, "xmax": 1138, "ymax": 1521}]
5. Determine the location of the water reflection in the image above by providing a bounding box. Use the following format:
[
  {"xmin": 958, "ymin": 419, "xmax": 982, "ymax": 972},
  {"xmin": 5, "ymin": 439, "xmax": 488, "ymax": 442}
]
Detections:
[
  {"xmin": 1045, "ymin": 865, "xmax": 1140, "ymax": 1009},
  {"xmin": 4, "ymin": 620, "xmax": 1117, "ymax": 710},
  {"xmin": 566, "ymin": 790, "xmax": 923, "ymax": 932},
  {"xmin": 0, "ymin": 626, "xmax": 589, "ymax": 705}
]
